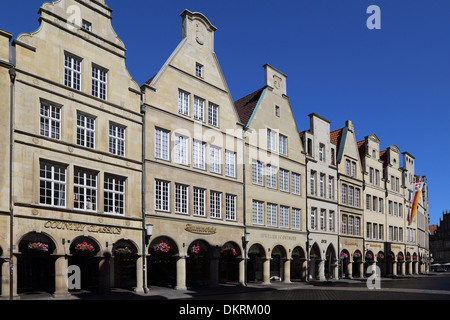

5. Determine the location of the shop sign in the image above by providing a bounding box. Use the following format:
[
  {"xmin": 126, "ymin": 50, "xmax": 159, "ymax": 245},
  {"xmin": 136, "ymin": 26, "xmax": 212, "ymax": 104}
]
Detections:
[
  {"xmin": 185, "ymin": 224, "xmax": 216, "ymax": 235},
  {"xmin": 44, "ymin": 220, "xmax": 122, "ymax": 235}
]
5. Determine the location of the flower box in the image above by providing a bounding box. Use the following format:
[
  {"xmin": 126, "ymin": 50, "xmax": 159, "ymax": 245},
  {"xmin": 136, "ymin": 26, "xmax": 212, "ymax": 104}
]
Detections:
[
  {"xmin": 115, "ymin": 247, "xmax": 133, "ymax": 255},
  {"xmin": 153, "ymin": 242, "xmax": 171, "ymax": 253},
  {"xmin": 75, "ymin": 242, "xmax": 95, "ymax": 252},
  {"xmin": 28, "ymin": 242, "xmax": 49, "ymax": 252}
]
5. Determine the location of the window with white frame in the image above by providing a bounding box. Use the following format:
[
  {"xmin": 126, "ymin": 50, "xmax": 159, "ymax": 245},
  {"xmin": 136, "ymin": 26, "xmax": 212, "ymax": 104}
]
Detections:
[
  {"xmin": 92, "ymin": 66, "xmax": 107, "ymax": 100},
  {"xmin": 74, "ymin": 168, "xmax": 97, "ymax": 212},
  {"xmin": 39, "ymin": 161, "xmax": 66, "ymax": 207},
  {"xmin": 109, "ymin": 124, "xmax": 125, "ymax": 156},
  {"xmin": 104, "ymin": 175, "xmax": 125, "ymax": 215},
  {"xmin": 373, "ymin": 196, "xmax": 378, "ymax": 212},
  {"xmin": 320, "ymin": 209, "xmax": 325, "ymax": 231},
  {"xmin": 342, "ymin": 184, "xmax": 347, "ymax": 204},
  {"xmin": 267, "ymin": 129, "xmax": 276, "ymax": 152},
  {"xmin": 178, "ymin": 90, "xmax": 190, "ymax": 116},
  {"xmin": 175, "ymin": 184, "xmax": 188, "ymax": 215},
  {"xmin": 291, "ymin": 172, "xmax": 300, "ymax": 195},
  {"xmin": 355, "ymin": 217, "xmax": 361, "ymax": 236},
  {"xmin": 279, "ymin": 134, "xmax": 287, "ymax": 156},
  {"xmin": 210, "ymin": 191, "xmax": 222, "ymax": 219},
  {"xmin": 319, "ymin": 144, "xmax": 325, "ymax": 162},
  {"xmin": 82, "ymin": 20, "xmax": 92, "ymax": 31},
  {"xmin": 210, "ymin": 146, "xmax": 221, "ymax": 174},
  {"xmin": 279, "ymin": 169, "xmax": 289, "ymax": 192},
  {"xmin": 348, "ymin": 216, "xmax": 354, "ymax": 235},
  {"xmin": 252, "ymin": 160, "xmax": 263, "ymax": 186},
  {"xmin": 225, "ymin": 194, "xmax": 236, "ymax": 221},
  {"xmin": 64, "ymin": 54, "xmax": 81, "ymax": 90},
  {"xmin": 155, "ymin": 128, "xmax": 170, "ymax": 161},
  {"xmin": 329, "ymin": 211, "xmax": 335, "ymax": 232},
  {"xmin": 225, "ymin": 150, "xmax": 236, "ymax": 178},
  {"xmin": 348, "ymin": 186, "xmax": 354, "ymax": 206},
  {"xmin": 267, "ymin": 203, "xmax": 277, "ymax": 227},
  {"xmin": 193, "ymin": 187, "xmax": 206, "ymax": 217},
  {"xmin": 310, "ymin": 207, "xmax": 316, "ymax": 230},
  {"xmin": 193, "ymin": 140, "xmax": 206, "ymax": 169},
  {"xmin": 328, "ymin": 176, "xmax": 334, "ymax": 200},
  {"xmin": 155, "ymin": 180, "xmax": 169, "ymax": 212},
  {"xmin": 195, "ymin": 62, "xmax": 203, "ymax": 78},
  {"xmin": 174, "ymin": 134, "xmax": 188, "ymax": 165},
  {"xmin": 280, "ymin": 206, "xmax": 290, "ymax": 228},
  {"xmin": 76, "ymin": 113, "xmax": 95, "ymax": 148},
  {"xmin": 40, "ymin": 102, "xmax": 61, "ymax": 140},
  {"xmin": 292, "ymin": 208, "xmax": 301, "ymax": 230},
  {"xmin": 319, "ymin": 174, "xmax": 325, "ymax": 197},
  {"xmin": 266, "ymin": 165, "xmax": 277, "ymax": 189},
  {"xmin": 342, "ymin": 215, "xmax": 347, "ymax": 234},
  {"xmin": 252, "ymin": 200, "xmax": 264, "ymax": 225},
  {"xmin": 310, "ymin": 171, "xmax": 316, "ymax": 195},
  {"xmin": 208, "ymin": 102, "xmax": 219, "ymax": 127},
  {"xmin": 194, "ymin": 96, "xmax": 204, "ymax": 121}
]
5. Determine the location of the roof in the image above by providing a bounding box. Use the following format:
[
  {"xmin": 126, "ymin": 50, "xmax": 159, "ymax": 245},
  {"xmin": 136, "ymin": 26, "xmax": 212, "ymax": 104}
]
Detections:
[
  {"xmin": 234, "ymin": 87, "xmax": 265, "ymax": 126},
  {"xmin": 330, "ymin": 128, "xmax": 343, "ymax": 149},
  {"xmin": 429, "ymin": 225, "xmax": 438, "ymax": 236},
  {"xmin": 357, "ymin": 140, "xmax": 366, "ymax": 162}
]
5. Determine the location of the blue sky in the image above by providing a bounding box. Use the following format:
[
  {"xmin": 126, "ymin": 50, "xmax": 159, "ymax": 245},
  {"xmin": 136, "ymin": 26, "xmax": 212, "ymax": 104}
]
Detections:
[{"xmin": 1, "ymin": 0, "xmax": 449, "ymax": 225}]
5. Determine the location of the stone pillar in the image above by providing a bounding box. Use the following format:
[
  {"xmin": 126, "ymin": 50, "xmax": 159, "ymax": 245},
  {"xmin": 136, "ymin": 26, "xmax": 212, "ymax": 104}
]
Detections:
[
  {"xmin": 332, "ymin": 260, "xmax": 339, "ymax": 280},
  {"xmin": 359, "ymin": 261, "xmax": 365, "ymax": 278},
  {"xmin": 301, "ymin": 258, "xmax": 307, "ymax": 281},
  {"xmin": 175, "ymin": 256, "xmax": 187, "ymax": 291},
  {"xmin": 400, "ymin": 261, "xmax": 405, "ymax": 276},
  {"xmin": 134, "ymin": 256, "xmax": 146, "ymax": 293},
  {"xmin": 408, "ymin": 261, "xmax": 413, "ymax": 275},
  {"xmin": 1, "ymin": 256, "xmax": 19, "ymax": 299},
  {"xmin": 263, "ymin": 258, "xmax": 271, "ymax": 284},
  {"xmin": 239, "ymin": 258, "xmax": 245, "ymax": 285},
  {"xmin": 393, "ymin": 261, "xmax": 397, "ymax": 276},
  {"xmin": 98, "ymin": 256, "xmax": 111, "ymax": 293},
  {"xmin": 347, "ymin": 262, "xmax": 353, "ymax": 279},
  {"xmin": 283, "ymin": 259, "xmax": 291, "ymax": 283},
  {"xmin": 53, "ymin": 256, "xmax": 71, "ymax": 299}
]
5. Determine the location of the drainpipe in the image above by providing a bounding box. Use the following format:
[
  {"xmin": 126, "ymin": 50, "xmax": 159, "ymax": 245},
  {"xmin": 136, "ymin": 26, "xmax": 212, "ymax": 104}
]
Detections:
[
  {"xmin": 140, "ymin": 99, "xmax": 148, "ymax": 294},
  {"xmin": 242, "ymin": 128, "xmax": 248, "ymax": 286},
  {"xmin": 305, "ymin": 157, "xmax": 310, "ymax": 282}
]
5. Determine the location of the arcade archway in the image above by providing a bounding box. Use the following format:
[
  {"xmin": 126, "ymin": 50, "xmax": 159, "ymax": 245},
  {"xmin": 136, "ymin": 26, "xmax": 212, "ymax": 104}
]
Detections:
[{"xmin": 148, "ymin": 236, "xmax": 178, "ymax": 288}]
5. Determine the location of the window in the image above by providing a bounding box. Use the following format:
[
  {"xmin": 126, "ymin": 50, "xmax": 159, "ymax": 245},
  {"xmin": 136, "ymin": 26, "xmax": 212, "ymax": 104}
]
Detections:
[
  {"xmin": 210, "ymin": 146, "xmax": 221, "ymax": 174},
  {"xmin": 104, "ymin": 175, "xmax": 125, "ymax": 215},
  {"xmin": 320, "ymin": 209, "xmax": 325, "ymax": 231},
  {"xmin": 279, "ymin": 134, "xmax": 287, "ymax": 156},
  {"xmin": 399, "ymin": 203, "xmax": 403, "ymax": 217},
  {"xmin": 175, "ymin": 184, "xmax": 188, "ymax": 215},
  {"xmin": 310, "ymin": 171, "xmax": 316, "ymax": 195},
  {"xmin": 195, "ymin": 62, "xmax": 203, "ymax": 78},
  {"xmin": 319, "ymin": 174, "xmax": 325, "ymax": 197},
  {"xmin": 178, "ymin": 90, "xmax": 190, "ymax": 116},
  {"xmin": 291, "ymin": 172, "xmax": 300, "ymax": 195},
  {"xmin": 39, "ymin": 161, "xmax": 66, "ymax": 207},
  {"xmin": 389, "ymin": 226, "xmax": 393, "ymax": 241},
  {"xmin": 373, "ymin": 223, "xmax": 378, "ymax": 240},
  {"xmin": 355, "ymin": 188, "xmax": 360, "ymax": 207},
  {"xmin": 275, "ymin": 105, "xmax": 280, "ymax": 117},
  {"xmin": 76, "ymin": 113, "xmax": 95, "ymax": 148},
  {"xmin": 266, "ymin": 165, "xmax": 277, "ymax": 189},
  {"xmin": 346, "ymin": 160, "xmax": 351, "ymax": 176},
  {"xmin": 328, "ymin": 177, "xmax": 334, "ymax": 200},
  {"xmin": 267, "ymin": 203, "xmax": 277, "ymax": 227},
  {"xmin": 379, "ymin": 224, "xmax": 384, "ymax": 240},
  {"xmin": 82, "ymin": 20, "xmax": 92, "ymax": 31},
  {"xmin": 174, "ymin": 134, "xmax": 188, "ymax": 165},
  {"xmin": 194, "ymin": 96, "xmax": 204, "ymax": 121},
  {"xmin": 342, "ymin": 184, "xmax": 347, "ymax": 204},
  {"xmin": 328, "ymin": 211, "xmax": 334, "ymax": 232},
  {"xmin": 92, "ymin": 66, "xmax": 107, "ymax": 100},
  {"xmin": 193, "ymin": 140, "xmax": 206, "ymax": 169},
  {"xmin": 208, "ymin": 102, "xmax": 219, "ymax": 127},
  {"xmin": 279, "ymin": 169, "xmax": 289, "ymax": 192},
  {"xmin": 64, "ymin": 54, "xmax": 81, "ymax": 90},
  {"xmin": 252, "ymin": 160, "xmax": 263, "ymax": 186},
  {"xmin": 40, "ymin": 102, "xmax": 61, "ymax": 140},
  {"xmin": 370, "ymin": 167, "xmax": 374, "ymax": 184},
  {"xmin": 348, "ymin": 216, "xmax": 354, "ymax": 235},
  {"xmin": 109, "ymin": 124, "xmax": 125, "ymax": 156},
  {"xmin": 348, "ymin": 186, "xmax": 354, "ymax": 206},
  {"xmin": 367, "ymin": 222, "xmax": 372, "ymax": 239},
  {"xmin": 292, "ymin": 208, "xmax": 301, "ymax": 230},
  {"xmin": 355, "ymin": 217, "xmax": 361, "ymax": 236},
  {"xmin": 366, "ymin": 194, "xmax": 371, "ymax": 210},
  {"xmin": 342, "ymin": 215, "xmax": 347, "ymax": 234},
  {"xmin": 74, "ymin": 169, "xmax": 97, "ymax": 211},
  {"xmin": 379, "ymin": 198, "xmax": 383, "ymax": 213},
  {"xmin": 225, "ymin": 150, "xmax": 236, "ymax": 178},
  {"xmin": 396, "ymin": 177, "xmax": 399, "ymax": 192},
  {"xmin": 155, "ymin": 128, "xmax": 170, "ymax": 161},
  {"xmin": 389, "ymin": 200, "xmax": 393, "ymax": 215},
  {"xmin": 267, "ymin": 129, "xmax": 276, "ymax": 152},
  {"xmin": 225, "ymin": 194, "xmax": 236, "ymax": 221},
  {"xmin": 375, "ymin": 170, "xmax": 380, "ymax": 186},
  {"xmin": 391, "ymin": 175, "xmax": 395, "ymax": 191},
  {"xmin": 311, "ymin": 208, "xmax": 316, "ymax": 230},
  {"xmin": 280, "ymin": 206, "xmax": 290, "ymax": 228},
  {"xmin": 252, "ymin": 200, "xmax": 264, "ymax": 225},
  {"xmin": 155, "ymin": 180, "xmax": 169, "ymax": 212},
  {"xmin": 210, "ymin": 191, "xmax": 222, "ymax": 219},
  {"xmin": 319, "ymin": 144, "xmax": 324, "ymax": 162},
  {"xmin": 351, "ymin": 161, "xmax": 356, "ymax": 177},
  {"xmin": 193, "ymin": 187, "xmax": 206, "ymax": 217}
]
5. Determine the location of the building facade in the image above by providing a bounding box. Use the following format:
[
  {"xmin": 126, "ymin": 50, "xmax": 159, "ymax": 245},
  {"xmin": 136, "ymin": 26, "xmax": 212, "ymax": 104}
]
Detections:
[{"xmin": 0, "ymin": 1, "xmax": 430, "ymax": 299}]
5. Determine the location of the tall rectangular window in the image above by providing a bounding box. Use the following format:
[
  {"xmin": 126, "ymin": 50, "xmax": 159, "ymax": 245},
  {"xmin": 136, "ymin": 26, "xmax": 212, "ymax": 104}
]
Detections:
[
  {"xmin": 178, "ymin": 90, "xmax": 190, "ymax": 116},
  {"xmin": 225, "ymin": 150, "xmax": 236, "ymax": 178},
  {"xmin": 266, "ymin": 165, "xmax": 277, "ymax": 189},
  {"xmin": 267, "ymin": 129, "xmax": 276, "ymax": 152},
  {"xmin": 279, "ymin": 134, "xmax": 287, "ymax": 156},
  {"xmin": 104, "ymin": 175, "xmax": 125, "ymax": 215},
  {"xmin": 194, "ymin": 96, "xmax": 204, "ymax": 121},
  {"xmin": 225, "ymin": 194, "xmax": 236, "ymax": 221},
  {"xmin": 311, "ymin": 208, "xmax": 316, "ymax": 230},
  {"xmin": 40, "ymin": 102, "xmax": 61, "ymax": 140},
  {"xmin": 319, "ymin": 174, "xmax": 325, "ymax": 197},
  {"xmin": 291, "ymin": 172, "xmax": 300, "ymax": 195},
  {"xmin": 74, "ymin": 168, "xmax": 97, "ymax": 211},
  {"xmin": 195, "ymin": 62, "xmax": 203, "ymax": 78},
  {"xmin": 174, "ymin": 134, "xmax": 188, "ymax": 165},
  {"xmin": 292, "ymin": 208, "xmax": 301, "ymax": 230},
  {"xmin": 351, "ymin": 161, "xmax": 356, "ymax": 177},
  {"xmin": 310, "ymin": 171, "xmax": 316, "ymax": 195},
  {"xmin": 76, "ymin": 113, "xmax": 95, "ymax": 148},
  {"xmin": 39, "ymin": 161, "xmax": 66, "ymax": 207},
  {"xmin": 155, "ymin": 180, "xmax": 169, "ymax": 212},
  {"xmin": 175, "ymin": 184, "xmax": 188, "ymax": 215},
  {"xmin": 348, "ymin": 186, "xmax": 354, "ymax": 206},
  {"xmin": 155, "ymin": 128, "xmax": 170, "ymax": 161},
  {"xmin": 252, "ymin": 200, "xmax": 264, "ymax": 225},
  {"xmin": 328, "ymin": 177, "xmax": 334, "ymax": 200},
  {"xmin": 210, "ymin": 146, "xmax": 221, "ymax": 174},
  {"xmin": 342, "ymin": 215, "xmax": 347, "ymax": 234},
  {"xmin": 342, "ymin": 184, "xmax": 347, "ymax": 204},
  {"xmin": 210, "ymin": 191, "xmax": 222, "ymax": 219},
  {"xmin": 355, "ymin": 217, "xmax": 361, "ymax": 236},
  {"xmin": 279, "ymin": 169, "xmax": 289, "ymax": 192},
  {"xmin": 348, "ymin": 216, "xmax": 354, "ymax": 235},
  {"xmin": 92, "ymin": 66, "xmax": 107, "ymax": 100},
  {"xmin": 267, "ymin": 203, "xmax": 277, "ymax": 227},
  {"xmin": 319, "ymin": 144, "xmax": 325, "ymax": 162},
  {"xmin": 252, "ymin": 160, "xmax": 263, "ymax": 186},
  {"xmin": 328, "ymin": 211, "xmax": 335, "ymax": 232},
  {"xmin": 379, "ymin": 198, "xmax": 383, "ymax": 213},
  {"xmin": 193, "ymin": 187, "xmax": 206, "ymax": 217},
  {"xmin": 346, "ymin": 160, "xmax": 351, "ymax": 176},
  {"xmin": 280, "ymin": 206, "xmax": 290, "ymax": 228},
  {"xmin": 355, "ymin": 188, "xmax": 360, "ymax": 207},
  {"xmin": 208, "ymin": 102, "xmax": 219, "ymax": 127},
  {"xmin": 64, "ymin": 54, "xmax": 81, "ymax": 90},
  {"xmin": 366, "ymin": 195, "xmax": 371, "ymax": 210},
  {"xmin": 109, "ymin": 124, "xmax": 125, "ymax": 156},
  {"xmin": 193, "ymin": 140, "xmax": 206, "ymax": 169},
  {"xmin": 320, "ymin": 209, "xmax": 325, "ymax": 231}
]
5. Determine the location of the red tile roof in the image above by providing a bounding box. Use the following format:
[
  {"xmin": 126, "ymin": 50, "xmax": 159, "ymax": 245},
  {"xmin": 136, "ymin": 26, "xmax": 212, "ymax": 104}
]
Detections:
[
  {"xmin": 234, "ymin": 87, "xmax": 265, "ymax": 126},
  {"xmin": 330, "ymin": 128, "xmax": 343, "ymax": 149},
  {"xmin": 357, "ymin": 140, "xmax": 366, "ymax": 162}
]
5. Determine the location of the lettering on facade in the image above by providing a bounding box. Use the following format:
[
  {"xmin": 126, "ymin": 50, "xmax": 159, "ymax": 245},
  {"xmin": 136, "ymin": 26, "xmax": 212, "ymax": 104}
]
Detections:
[
  {"xmin": 260, "ymin": 233, "xmax": 297, "ymax": 241},
  {"xmin": 185, "ymin": 224, "xmax": 216, "ymax": 235},
  {"xmin": 344, "ymin": 242, "xmax": 358, "ymax": 246},
  {"xmin": 44, "ymin": 220, "xmax": 122, "ymax": 235}
]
